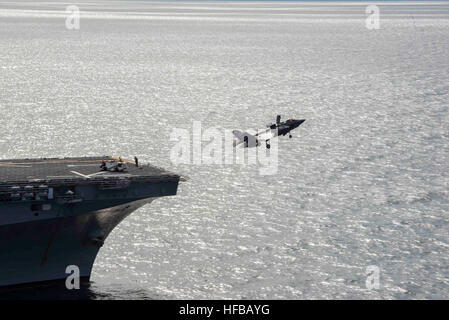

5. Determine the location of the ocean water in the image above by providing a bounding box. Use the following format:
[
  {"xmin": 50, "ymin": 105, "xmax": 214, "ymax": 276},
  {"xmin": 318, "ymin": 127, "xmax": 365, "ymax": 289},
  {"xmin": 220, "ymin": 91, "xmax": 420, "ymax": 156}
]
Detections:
[{"xmin": 0, "ymin": 1, "xmax": 448, "ymax": 299}]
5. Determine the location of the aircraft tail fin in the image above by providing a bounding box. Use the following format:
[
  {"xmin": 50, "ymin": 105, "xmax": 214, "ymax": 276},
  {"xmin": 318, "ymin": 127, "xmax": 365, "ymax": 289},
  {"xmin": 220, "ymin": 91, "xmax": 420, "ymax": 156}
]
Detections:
[
  {"xmin": 233, "ymin": 130, "xmax": 256, "ymax": 141},
  {"xmin": 232, "ymin": 130, "xmax": 246, "ymax": 142},
  {"xmin": 232, "ymin": 130, "xmax": 246, "ymax": 147}
]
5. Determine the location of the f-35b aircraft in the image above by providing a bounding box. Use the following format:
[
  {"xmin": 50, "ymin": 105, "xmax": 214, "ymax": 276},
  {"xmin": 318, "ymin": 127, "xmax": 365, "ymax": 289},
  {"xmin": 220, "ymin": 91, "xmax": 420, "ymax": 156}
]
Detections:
[{"xmin": 233, "ymin": 115, "xmax": 305, "ymax": 149}]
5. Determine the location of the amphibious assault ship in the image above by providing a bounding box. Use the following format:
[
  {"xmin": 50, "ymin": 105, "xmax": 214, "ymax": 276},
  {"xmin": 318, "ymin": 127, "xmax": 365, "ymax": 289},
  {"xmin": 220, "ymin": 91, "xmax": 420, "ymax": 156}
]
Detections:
[{"xmin": 0, "ymin": 156, "xmax": 180, "ymax": 287}]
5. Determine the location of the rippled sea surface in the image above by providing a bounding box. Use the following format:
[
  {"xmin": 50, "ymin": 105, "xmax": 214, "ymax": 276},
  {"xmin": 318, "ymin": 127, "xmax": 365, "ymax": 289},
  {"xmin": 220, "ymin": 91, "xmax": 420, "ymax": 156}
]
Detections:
[{"xmin": 0, "ymin": 1, "xmax": 448, "ymax": 299}]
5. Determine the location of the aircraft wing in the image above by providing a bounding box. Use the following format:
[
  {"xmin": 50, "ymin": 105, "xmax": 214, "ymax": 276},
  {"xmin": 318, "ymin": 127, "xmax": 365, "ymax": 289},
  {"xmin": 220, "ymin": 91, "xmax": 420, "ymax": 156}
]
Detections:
[
  {"xmin": 232, "ymin": 130, "xmax": 255, "ymax": 142},
  {"xmin": 233, "ymin": 128, "xmax": 276, "ymax": 147},
  {"xmin": 232, "ymin": 130, "xmax": 258, "ymax": 147},
  {"xmin": 255, "ymin": 128, "xmax": 275, "ymax": 141}
]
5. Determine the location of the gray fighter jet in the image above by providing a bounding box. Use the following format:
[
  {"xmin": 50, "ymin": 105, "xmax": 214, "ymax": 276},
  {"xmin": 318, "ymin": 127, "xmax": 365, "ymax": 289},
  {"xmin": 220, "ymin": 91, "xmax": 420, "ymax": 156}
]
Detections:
[{"xmin": 233, "ymin": 115, "xmax": 305, "ymax": 149}]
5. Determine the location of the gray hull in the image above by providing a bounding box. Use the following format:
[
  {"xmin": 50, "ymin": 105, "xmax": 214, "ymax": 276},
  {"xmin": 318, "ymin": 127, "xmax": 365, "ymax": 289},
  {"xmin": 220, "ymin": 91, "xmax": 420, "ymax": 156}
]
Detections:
[{"xmin": 0, "ymin": 176, "xmax": 179, "ymax": 287}]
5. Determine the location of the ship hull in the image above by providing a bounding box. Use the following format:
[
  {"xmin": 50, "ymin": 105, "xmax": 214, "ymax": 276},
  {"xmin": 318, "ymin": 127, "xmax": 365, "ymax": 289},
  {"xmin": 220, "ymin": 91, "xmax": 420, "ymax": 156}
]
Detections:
[
  {"xmin": 0, "ymin": 156, "xmax": 180, "ymax": 288},
  {"xmin": 0, "ymin": 198, "xmax": 153, "ymax": 287}
]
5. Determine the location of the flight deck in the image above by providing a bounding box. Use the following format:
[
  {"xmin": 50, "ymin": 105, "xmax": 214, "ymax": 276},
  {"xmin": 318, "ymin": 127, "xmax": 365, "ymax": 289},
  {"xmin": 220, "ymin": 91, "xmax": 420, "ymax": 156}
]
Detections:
[{"xmin": 0, "ymin": 156, "xmax": 179, "ymax": 184}]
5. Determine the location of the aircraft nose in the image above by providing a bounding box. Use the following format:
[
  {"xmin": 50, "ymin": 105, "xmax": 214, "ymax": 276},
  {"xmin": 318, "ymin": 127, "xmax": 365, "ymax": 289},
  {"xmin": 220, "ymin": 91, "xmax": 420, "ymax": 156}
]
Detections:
[{"xmin": 296, "ymin": 119, "xmax": 305, "ymax": 127}]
